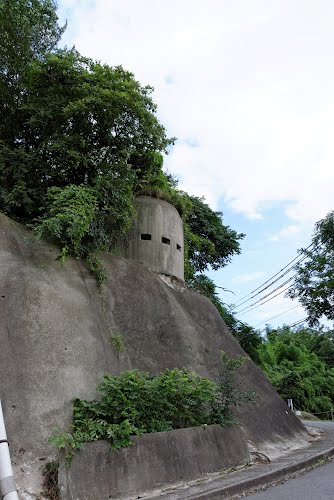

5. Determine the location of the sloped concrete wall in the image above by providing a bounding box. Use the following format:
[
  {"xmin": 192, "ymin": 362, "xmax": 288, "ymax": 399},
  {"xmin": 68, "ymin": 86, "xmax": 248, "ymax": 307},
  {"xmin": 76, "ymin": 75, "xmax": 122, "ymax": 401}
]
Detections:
[
  {"xmin": 59, "ymin": 425, "xmax": 249, "ymax": 500},
  {"xmin": 123, "ymin": 196, "xmax": 184, "ymax": 281},
  {"xmin": 0, "ymin": 213, "xmax": 307, "ymax": 497}
]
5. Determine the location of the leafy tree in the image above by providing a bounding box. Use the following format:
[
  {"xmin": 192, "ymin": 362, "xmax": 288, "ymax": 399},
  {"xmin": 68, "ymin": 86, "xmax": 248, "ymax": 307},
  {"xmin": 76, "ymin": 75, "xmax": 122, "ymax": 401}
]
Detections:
[
  {"xmin": 0, "ymin": 1, "xmax": 244, "ymax": 287},
  {"xmin": 0, "ymin": 0, "xmax": 64, "ymax": 78},
  {"xmin": 0, "ymin": 48, "xmax": 173, "ymax": 279},
  {"xmin": 270, "ymin": 326, "xmax": 334, "ymax": 370},
  {"xmin": 0, "ymin": 0, "xmax": 65, "ymax": 144},
  {"xmin": 310, "ymin": 330, "xmax": 334, "ymax": 369},
  {"xmin": 184, "ymin": 195, "xmax": 244, "ymax": 281},
  {"xmin": 288, "ymin": 211, "xmax": 334, "ymax": 325},
  {"xmin": 0, "ymin": 50, "xmax": 172, "ymax": 222},
  {"xmin": 258, "ymin": 327, "xmax": 334, "ymax": 414}
]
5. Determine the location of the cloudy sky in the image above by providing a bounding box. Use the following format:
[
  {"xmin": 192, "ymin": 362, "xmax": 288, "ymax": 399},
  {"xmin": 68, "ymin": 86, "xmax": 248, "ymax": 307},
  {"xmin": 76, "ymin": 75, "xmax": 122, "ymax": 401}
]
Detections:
[{"xmin": 58, "ymin": 0, "xmax": 333, "ymax": 330}]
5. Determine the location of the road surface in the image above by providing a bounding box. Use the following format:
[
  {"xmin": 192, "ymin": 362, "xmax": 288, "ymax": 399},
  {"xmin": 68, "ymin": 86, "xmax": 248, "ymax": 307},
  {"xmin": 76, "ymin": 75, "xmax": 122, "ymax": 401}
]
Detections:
[{"xmin": 245, "ymin": 421, "xmax": 334, "ymax": 499}]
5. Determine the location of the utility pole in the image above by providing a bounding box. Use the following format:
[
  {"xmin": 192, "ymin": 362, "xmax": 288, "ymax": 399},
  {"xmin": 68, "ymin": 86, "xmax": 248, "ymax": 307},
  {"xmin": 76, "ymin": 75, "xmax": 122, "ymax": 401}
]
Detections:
[{"xmin": 0, "ymin": 401, "xmax": 19, "ymax": 500}]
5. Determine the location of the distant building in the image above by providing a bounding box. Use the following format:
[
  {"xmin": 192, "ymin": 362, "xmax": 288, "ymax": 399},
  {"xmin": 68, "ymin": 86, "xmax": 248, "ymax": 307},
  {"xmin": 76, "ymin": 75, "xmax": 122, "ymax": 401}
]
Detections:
[{"xmin": 122, "ymin": 195, "xmax": 184, "ymax": 281}]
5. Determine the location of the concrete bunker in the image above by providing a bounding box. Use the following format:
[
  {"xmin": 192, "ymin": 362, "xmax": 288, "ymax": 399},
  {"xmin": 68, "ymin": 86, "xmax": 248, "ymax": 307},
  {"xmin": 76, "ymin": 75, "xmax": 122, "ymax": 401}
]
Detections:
[{"xmin": 123, "ymin": 195, "xmax": 184, "ymax": 281}]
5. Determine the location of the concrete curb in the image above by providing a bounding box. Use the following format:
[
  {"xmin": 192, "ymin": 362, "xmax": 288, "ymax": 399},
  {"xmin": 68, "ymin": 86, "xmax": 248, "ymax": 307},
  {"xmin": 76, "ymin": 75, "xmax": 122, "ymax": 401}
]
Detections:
[
  {"xmin": 187, "ymin": 446, "xmax": 334, "ymax": 499},
  {"xmin": 148, "ymin": 424, "xmax": 334, "ymax": 500}
]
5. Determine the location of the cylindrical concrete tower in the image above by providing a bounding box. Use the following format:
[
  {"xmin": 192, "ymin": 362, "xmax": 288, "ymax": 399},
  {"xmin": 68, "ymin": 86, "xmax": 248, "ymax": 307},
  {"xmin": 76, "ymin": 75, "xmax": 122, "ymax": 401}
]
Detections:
[{"xmin": 123, "ymin": 196, "xmax": 184, "ymax": 281}]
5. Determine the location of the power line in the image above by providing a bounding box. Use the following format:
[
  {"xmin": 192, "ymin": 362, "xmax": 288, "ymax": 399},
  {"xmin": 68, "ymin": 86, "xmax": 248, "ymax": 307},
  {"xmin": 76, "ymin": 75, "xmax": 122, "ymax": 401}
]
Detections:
[
  {"xmin": 230, "ymin": 259, "xmax": 307, "ymax": 311},
  {"xmin": 229, "ymin": 244, "xmax": 328, "ymax": 318},
  {"xmin": 231, "ymin": 243, "xmax": 313, "ymax": 308},
  {"xmin": 286, "ymin": 317, "xmax": 308, "ymax": 328},
  {"xmin": 253, "ymin": 305, "xmax": 300, "ymax": 328},
  {"xmin": 233, "ymin": 274, "xmax": 298, "ymax": 315},
  {"xmin": 231, "ymin": 254, "xmax": 307, "ymax": 310},
  {"xmin": 236, "ymin": 284, "xmax": 293, "ymax": 318}
]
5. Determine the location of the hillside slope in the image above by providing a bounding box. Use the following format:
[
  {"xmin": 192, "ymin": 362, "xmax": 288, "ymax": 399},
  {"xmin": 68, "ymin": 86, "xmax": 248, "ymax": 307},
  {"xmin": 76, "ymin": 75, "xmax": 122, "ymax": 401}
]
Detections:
[{"xmin": 0, "ymin": 214, "xmax": 307, "ymax": 496}]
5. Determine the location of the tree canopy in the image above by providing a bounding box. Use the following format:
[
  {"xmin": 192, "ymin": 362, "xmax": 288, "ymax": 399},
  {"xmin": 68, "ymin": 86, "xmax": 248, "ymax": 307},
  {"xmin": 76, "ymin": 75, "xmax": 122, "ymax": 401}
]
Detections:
[
  {"xmin": 0, "ymin": 1, "xmax": 244, "ymax": 286},
  {"xmin": 0, "ymin": 0, "xmax": 65, "ymax": 144},
  {"xmin": 0, "ymin": 0, "xmax": 64, "ymax": 78},
  {"xmin": 0, "ymin": 49, "xmax": 173, "ymax": 221},
  {"xmin": 0, "ymin": 46, "xmax": 175, "ymax": 280},
  {"xmin": 259, "ymin": 326, "xmax": 334, "ymax": 414},
  {"xmin": 288, "ymin": 211, "xmax": 334, "ymax": 325}
]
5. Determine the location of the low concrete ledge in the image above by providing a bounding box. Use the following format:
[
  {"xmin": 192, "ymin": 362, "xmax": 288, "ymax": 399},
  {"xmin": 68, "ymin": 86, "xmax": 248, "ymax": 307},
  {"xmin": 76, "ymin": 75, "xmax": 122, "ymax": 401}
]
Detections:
[{"xmin": 58, "ymin": 424, "xmax": 249, "ymax": 500}]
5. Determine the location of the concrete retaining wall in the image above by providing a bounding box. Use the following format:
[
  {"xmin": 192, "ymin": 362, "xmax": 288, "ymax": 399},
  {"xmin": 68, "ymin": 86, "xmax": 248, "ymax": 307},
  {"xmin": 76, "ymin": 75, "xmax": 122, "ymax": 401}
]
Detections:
[
  {"xmin": 59, "ymin": 424, "xmax": 249, "ymax": 500},
  {"xmin": 0, "ymin": 213, "xmax": 308, "ymax": 498}
]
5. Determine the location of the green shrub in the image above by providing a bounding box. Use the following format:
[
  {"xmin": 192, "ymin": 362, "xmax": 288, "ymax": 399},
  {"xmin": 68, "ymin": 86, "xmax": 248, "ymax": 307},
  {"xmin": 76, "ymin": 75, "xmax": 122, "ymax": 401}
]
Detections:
[
  {"xmin": 34, "ymin": 185, "xmax": 98, "ymax": 259},
  {"xmin": 34, "ymin": 184, "xmax": 107, "ymax": 284},
  {"xmin": 50, "ymin": 354, "xmax": 256, "ymax": 463}
]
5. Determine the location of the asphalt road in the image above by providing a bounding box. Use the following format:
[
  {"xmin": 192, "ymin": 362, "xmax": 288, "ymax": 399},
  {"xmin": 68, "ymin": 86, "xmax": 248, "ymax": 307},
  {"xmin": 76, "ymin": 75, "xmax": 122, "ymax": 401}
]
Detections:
[
  {"xmin": 245, "ymin": 421, "xmax": 334, "ymax": 499},
  {"xmin": 302, "ymin": 420, "xmax": 334, "ymax": 430}
]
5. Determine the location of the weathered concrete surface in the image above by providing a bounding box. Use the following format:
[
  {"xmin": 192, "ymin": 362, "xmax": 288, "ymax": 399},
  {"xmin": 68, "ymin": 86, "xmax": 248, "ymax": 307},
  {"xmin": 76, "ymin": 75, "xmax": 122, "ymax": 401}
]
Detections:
[
  {"xmin": 58, "ymin": 424, "xmax": 249, "ymax": 500},
  {"xmin": 0, "ymin": 213, "xmax": 307, "ymax": 498},
  {"xmin": 144, "ymin": 424, "xmax": 334, "ymax": 499},
  {"xmin": 123, "ymin": 196, "xmax": 184, "ymax": 281}
]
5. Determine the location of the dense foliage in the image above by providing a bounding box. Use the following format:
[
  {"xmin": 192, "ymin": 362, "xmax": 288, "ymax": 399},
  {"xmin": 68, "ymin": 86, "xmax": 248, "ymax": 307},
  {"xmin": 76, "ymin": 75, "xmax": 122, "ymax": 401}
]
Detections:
[
  {"xmin": 288, "ymin": 211, "xmax": 334, "ymax": 325},
  {"xmin": 189, "ymin": 274, "xmax": 263, "ymax": 363},
  {"xmin": 0, "ymin": 0, "xmax": 64, "ymax": 76},
  {"xmin": 0, "ymin": 1, "xmax": 243, "ymax": 284},
  {"xmin": 50, "ymin": 355, "xmax": 255, "ymax": 461},
  {"xmin": 259, "ymin": 326, "xmax": 334, "ymax": 415},
  {"xmin": 1, "ymin": 48, "xmax": 172, "ymax": 221},
  {"xmin": 0, "ymin": 0, "xmax": 65, "ymax": 148},
  {"xmin": 195, "ymin": 277, "xmax": 334, "ymax": 417}
]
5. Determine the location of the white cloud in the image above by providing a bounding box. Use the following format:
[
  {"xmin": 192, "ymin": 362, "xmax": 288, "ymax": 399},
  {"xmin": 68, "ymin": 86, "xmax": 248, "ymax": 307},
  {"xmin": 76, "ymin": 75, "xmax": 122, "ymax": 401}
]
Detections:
[
  {"xmin": 233, "ymin": 272, "xmax": 265, "ymax": 284},
  {"xmin": 58, "ymin": 0, "xmax": 334, "ymax": 223},
  {"xmin": 269, "ymin": 224, "xmax": 303, "ymax": 242}
]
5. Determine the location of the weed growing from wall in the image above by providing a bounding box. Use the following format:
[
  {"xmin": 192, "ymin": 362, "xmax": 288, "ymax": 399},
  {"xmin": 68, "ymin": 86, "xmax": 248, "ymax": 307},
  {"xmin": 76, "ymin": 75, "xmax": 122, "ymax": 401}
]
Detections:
[
  {"xmin": 212, "ymin": 351, "xmax": 257, "ymax": 424},
  {"xmin": 41, "ymin": 461, "xmax": 59, "ymax": 500},
  {"xmin": 109, "ymin": 334, "xmax": 126, "ymax": 354}
]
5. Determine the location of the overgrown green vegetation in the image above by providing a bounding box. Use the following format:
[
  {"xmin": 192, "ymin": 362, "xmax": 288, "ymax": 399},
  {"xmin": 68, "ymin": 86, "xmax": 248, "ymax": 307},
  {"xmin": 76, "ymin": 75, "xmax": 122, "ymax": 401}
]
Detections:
[
  {"xmin": 258, "ymin": 326, "xmax": 334, "ymax": 415},
  {"xmin": 248, "ymin": 212, "xmax": 334, "ymax": 416},
  {"xmin": 190, "ymin": 210, "xmax": 334, "ymax": 417},
  {"xmin": 0, "ymin": 46, "xmax": 173, "ymax": 280},
  {"xmin": 49, "ymin": 353, "xmax": 255, "ymax": 462},
  {"xmin": 2, "ymin": 2, "xmax": 333, "ymax": 425},
  {"xmin": 0, "ymin": 0, "xmax": 244, "ymax": 285},
  {"xmin": 288, "ymin": 211, "xmax": 334, "ymax": 325},
  {"xmin": 193, "ymin": 265, "xmax": 334, "ymax": 417},
  {"xmin": 184, "ymin": 195, "xmax": 244, "ymax": 282}
]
